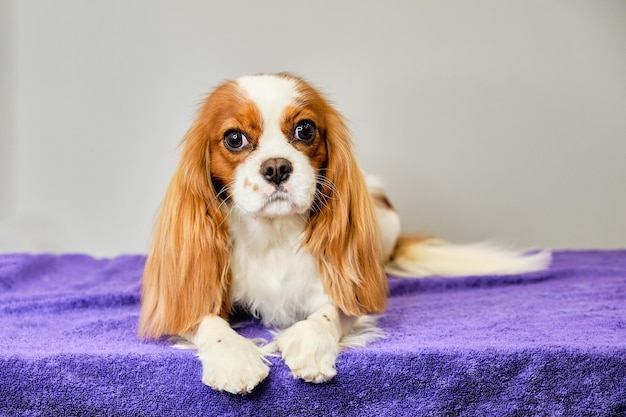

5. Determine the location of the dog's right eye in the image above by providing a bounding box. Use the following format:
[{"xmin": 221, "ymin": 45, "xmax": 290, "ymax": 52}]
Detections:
[{"xmin": 224, "ymin": 130, "xmax": 250, "ymax": 151}]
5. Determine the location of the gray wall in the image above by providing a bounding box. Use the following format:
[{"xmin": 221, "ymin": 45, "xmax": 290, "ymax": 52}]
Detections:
[{"xmin": 1, "ymin": 0, "xmax": 625, "ymax": 256}]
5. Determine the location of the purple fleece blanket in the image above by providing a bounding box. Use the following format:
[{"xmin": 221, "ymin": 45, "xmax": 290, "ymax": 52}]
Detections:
[{"xmin": 1, "ymin": 251, "xmax": 625, "ymax": 416}]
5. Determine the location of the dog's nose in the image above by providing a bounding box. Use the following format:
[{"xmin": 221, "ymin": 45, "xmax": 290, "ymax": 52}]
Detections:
[{"xmin": 260, "ymin": 158, "xmax": 293, "ymax": 186}]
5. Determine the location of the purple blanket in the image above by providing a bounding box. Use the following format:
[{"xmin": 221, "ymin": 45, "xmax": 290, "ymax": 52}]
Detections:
[{"xmin": 1, "ymin": 251, "xmax": 625, "ymax": 416}]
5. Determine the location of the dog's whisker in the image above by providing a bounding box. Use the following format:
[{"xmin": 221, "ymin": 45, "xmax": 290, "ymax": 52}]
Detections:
[
  {"xmin": 215, "ymin": 199, "xmax": 237, "ymax": 230},
  {"xmin": 316, "ymin": 175, "xmax": 340, "ymax": 197},
  {"xmin": 312, "ymin": 176, "xmax": 341, "ymax": 212},
  {"xmin": 206, "ymin": 184, "xmax": 237, "ymax": 230},
  {"xmin": 309, "ymin": 198, "xmax": 322, "ymax": 214},
  {"xmin": 214, "ymin": 191, "xmax": 232, "ymax": 214},
  {"xmin": 207, "ymin": 185, "xmax": 231, "ymax": 210}
]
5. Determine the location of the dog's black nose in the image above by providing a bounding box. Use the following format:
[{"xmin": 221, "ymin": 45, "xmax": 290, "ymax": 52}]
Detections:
[{"xmin": 260, "ymin": 158, "xmax": 293, "ymax": 186}]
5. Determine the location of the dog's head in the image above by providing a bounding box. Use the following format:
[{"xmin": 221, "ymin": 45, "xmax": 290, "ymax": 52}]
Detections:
[
  {"xmin": 139, "ymin": 73, "xmax": 387, "ymax": 338},
  {"xmin": 206, "ymin": 74, "xmax": 327, "ymax": 218}
]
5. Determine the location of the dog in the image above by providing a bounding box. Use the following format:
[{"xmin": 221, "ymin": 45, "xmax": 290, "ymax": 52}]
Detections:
[{"xmin": 139, "ymin": 73, "xmax": 549, "ymax": 394}]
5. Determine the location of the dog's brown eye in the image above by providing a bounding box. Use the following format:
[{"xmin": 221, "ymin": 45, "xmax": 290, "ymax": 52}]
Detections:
[
  {"xmin": 294, "ymin": 120, "xmax": 316, "ymax": 143},
  {"xmin": 224, "ymin": 130, "xmax": 250, "ymax": 151}
]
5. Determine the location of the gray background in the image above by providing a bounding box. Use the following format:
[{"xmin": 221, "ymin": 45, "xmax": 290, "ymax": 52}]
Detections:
[{"xmin": 1, "ymin": 0, "xmax": 625, "ymax": 256}]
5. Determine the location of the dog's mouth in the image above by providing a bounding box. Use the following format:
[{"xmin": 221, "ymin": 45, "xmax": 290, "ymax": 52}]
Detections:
[
  {"xmin": 267, "ymin": 189, "xmax": 290, "ymax": 202},
  {"xmin": 259, "ymin": 189, "xmax": 302, "ymax": 217}
]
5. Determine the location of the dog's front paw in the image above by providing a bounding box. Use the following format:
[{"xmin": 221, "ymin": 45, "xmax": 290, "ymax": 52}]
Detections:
[
  {"xmin": 275, "ymin": 319, "xmax": 339, "ymax": 383},
  {"xmin": 197, "ymin": 333, "xmax": 270, "ymax": 394}
]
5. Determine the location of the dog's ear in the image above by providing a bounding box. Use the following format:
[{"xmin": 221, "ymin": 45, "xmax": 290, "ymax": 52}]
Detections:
[
  {"xmin": 305, "ymin": 108, "xmax": 388, "ymax": 316},
  {"xmin": 139, "ymin": 119, "xmax": 231, "ymax": 339}
]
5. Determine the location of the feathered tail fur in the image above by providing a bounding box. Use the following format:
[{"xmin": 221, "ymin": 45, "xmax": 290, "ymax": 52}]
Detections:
[
  {"xmin": 386, "ymin": 235, "xmax": 550, "ymax": 277},
  {"xmin": 366, "ymin": 174, "xmax": 551, "ymax": 278}
]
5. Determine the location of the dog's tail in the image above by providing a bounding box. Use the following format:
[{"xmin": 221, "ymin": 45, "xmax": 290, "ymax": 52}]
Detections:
[
  {"xmin": 366, "ymin": 174, "xmax": 551, "ymax": 278},
  {"xmin": 385, "ymin": 234, "xmax": 551, "ymax": 278}
]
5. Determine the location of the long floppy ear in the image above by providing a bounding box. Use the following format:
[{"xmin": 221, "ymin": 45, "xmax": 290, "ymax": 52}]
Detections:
[
  {"xmin": 139, "ymin": 120, "xmax": 231, "ymax": 339},
  {"xmin": 305, "ymin": 108, "xmax": 388, "ymax": 316}
]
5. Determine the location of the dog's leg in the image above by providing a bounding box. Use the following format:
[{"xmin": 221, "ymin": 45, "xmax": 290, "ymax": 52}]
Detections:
[
  {"xmin": 192, "ymin": 315, "xmax": 270, "ymax": 394},
  {"xmin": 274, "ymin": 303, "xmax": 353, "ymax": 383}
]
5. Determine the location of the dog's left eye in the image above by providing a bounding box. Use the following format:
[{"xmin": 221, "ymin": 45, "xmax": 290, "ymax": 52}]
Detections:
[
  {"xmin": 224, "ymin": 130, "xmax": 250, "ymax": 151},
  {"xmin": 294, "ymin": 120, "xmax": 316, "ymax": 143}
]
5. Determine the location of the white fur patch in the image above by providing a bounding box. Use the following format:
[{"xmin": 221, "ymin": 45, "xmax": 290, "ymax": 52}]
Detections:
[
  {"xmin": 192, "ymin": 316, "xmax": 271, "ymax": 394},
  {"xmin": 275, "ymin": 318, "xmax": 340, "ymax": 382},
  {"xmin": 386, "ymin": 241, "xmax": 551, "ymax": 277},
  {"xmin": 229, "ymin": 211, "xmax": 330, "ymax": 328},
  {"xmin": 237, "ymin": 75, "xmax": 299, "ymax": 123},
  {"xmin": 366, "ymin": 174, "xmax": 401, "ymax": 260},
  {"xmin": 269, "ymin": 305, "xmax": 384, "ymax": 383},
  {"xmin": 272, "ymin": 304, "xmax": 341, "ymax": 383}
]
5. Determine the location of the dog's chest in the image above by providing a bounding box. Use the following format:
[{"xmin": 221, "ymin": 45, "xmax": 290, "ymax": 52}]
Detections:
[{"xmin": 229, "ymin": 215, "xmax": 329, "ymax": 328}]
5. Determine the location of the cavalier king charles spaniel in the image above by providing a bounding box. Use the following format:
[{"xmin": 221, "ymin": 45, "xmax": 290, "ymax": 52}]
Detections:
[{"xmin": 139, "ymin": 73, "xmax": 549, "ymax": 394}]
